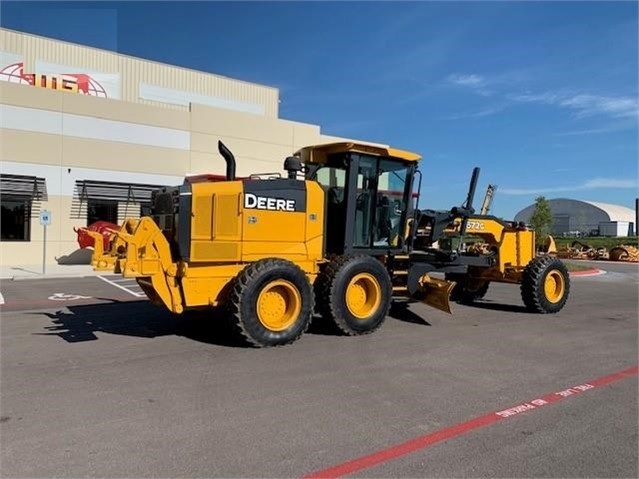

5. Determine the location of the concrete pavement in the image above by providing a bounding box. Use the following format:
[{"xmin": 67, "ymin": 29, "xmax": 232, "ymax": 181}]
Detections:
[{"xmin": 0, "ymin": 263, "xmax": 103, "ymax": 281}]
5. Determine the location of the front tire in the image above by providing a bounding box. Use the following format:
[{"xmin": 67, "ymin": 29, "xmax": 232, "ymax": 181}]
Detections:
[
  {"xmin": 521, "ymin": 255, "xmax": 570, "ymax": 314},
  {"xmin": 228, "ymin": 258, "xmax": 314, "ymax": 347},
  {"xmin": 316, "ymin": 255, "xmax": 392, "ymax": 335}
]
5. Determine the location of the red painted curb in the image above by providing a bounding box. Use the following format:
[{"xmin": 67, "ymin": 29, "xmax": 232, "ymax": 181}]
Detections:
[{"xmin": 569, "ymin": 268, "xmax": 604, "ymax": 277}]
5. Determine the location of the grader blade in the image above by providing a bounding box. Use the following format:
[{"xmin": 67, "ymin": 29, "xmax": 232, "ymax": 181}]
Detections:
[{"xmin": 417, "ymin": 275, "xmax": 456, "ymax": 314}]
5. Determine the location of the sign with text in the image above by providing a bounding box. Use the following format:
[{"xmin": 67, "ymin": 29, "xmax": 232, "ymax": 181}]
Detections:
[
  {"xmin": 0, "ymin": 53, "xmax": 121, "ymax": 99},
  {"xmin": 31, "ymin": 73, "xmax": 80, "ymax": 92}
]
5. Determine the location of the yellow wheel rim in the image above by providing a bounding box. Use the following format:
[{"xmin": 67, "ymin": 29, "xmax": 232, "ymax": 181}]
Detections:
[
  {"xmin": 256, "ymin": 280, "xmax": 302, "ymax": 331},
  {"xmin": 345, "ymin": 273, "xmax": 382, "ymax": 319},
  {"xmin": 544, "ymin": 270, "xmax": 565, "ymax": 303}
]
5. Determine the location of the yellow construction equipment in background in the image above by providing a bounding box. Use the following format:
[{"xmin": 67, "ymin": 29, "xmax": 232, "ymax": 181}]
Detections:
[
  {"xmin": 81, "ymin": 140, "xmax": 571, "ymax": 347},
  {"xmin": 556, "ymin": 240, "xmax": 639, "ymax": 262}
]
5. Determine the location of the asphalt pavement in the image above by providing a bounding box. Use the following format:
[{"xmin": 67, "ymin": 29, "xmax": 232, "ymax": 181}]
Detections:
[{"xmin": 0, "ymin": 263, "xmax": 637, "ymax": 478}]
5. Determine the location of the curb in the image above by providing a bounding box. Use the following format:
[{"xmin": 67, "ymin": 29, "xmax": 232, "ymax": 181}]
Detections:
[
  {"xmin": 569, "ymin": 268, "xmax": 605, "ymax": 277},
  {"xmin": 2, "ymin": 274, "xmax": 102, "ymax": 282}
]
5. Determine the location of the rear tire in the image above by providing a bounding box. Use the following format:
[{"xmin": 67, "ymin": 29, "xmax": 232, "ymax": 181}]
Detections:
[
  {"xmin": 316, "ymin": 255, "xmax": 392, "ymax": 335},
  {"xmin": 521, "ymin": 255, "xmax": 570, "ymax": 314},
  {"xmin": 228, "ymin": 258, "xmax": 313, "ymax": 347}
]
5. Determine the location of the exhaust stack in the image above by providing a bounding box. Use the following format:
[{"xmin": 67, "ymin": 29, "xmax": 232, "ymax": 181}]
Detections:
[
  {"xmin": 218, "ymin": 141, "xmax": 237, "ymax": 181},
  {"xmin": 464, "ymin": 167, "xmax": 480, "ymax": 214},
  {"xmin": 457, "ymin": 166, "xmax": 480, "ymax": 238}
]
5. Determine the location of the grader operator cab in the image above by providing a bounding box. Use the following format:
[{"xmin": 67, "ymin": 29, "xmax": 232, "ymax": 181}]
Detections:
[{"xmin": 81, "ymin": 140, "xmax": 570, "ymax": 347}]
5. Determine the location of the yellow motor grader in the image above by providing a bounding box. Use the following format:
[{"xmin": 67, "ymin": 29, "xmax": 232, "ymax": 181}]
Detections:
[{"xmin": 81, "ymin": 140, "xmax": 570, "ymax": 347}]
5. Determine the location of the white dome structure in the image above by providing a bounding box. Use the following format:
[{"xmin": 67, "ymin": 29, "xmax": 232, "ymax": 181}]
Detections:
[{"xmin": 514, "ymin": 198, "xmax": 636, "ymax": 237}]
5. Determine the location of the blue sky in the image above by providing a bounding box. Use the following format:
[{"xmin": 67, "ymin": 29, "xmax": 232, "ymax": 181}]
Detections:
[{"xmin": 1, "ymin": 1, "xmax": 637, "ymax": 219}]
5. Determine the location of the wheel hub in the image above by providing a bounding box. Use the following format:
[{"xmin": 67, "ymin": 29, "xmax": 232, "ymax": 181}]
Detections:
[
  {"xmin": 544, "ymin": 270, "xmax": 565, "ymax": 303},
  {"xmin": 345, "ymin": 273, "xmax": 382, "ymax": 319},
  {"xmin": 256, "ymin": 280, "xmax": 301, "ymax": 331}
]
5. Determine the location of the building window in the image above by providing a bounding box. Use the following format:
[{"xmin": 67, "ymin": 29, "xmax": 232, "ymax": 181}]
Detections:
[
  {"xmin": 1, "ymin": 197, "xmax": 31, "ymax": 241},
  {"xmin": 87, "ymin": 199, "xmax": 118, "ymax": 225},
  {"xmin": 0, "ymin": 174, "xmax": 47, "ymax": 242}
]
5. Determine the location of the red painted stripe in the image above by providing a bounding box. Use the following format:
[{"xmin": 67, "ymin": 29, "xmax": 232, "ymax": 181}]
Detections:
[
  {"xmin": 569, "ymin": 268, "xmax": 603, "ymax": 277},
  {"xmin": 304, "ymin": 365, "xmax": 639, "ymax": 479}
]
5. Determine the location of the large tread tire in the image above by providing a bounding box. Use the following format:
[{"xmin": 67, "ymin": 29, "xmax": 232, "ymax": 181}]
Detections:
[
  {"xmin": 521, "ymin": 255, "xmax": 570, "ymax": 314},
  {"xmin": 316, "ymin": 255, "xmax": 392, "ymax": 336},
  {"xmin": 228, "ymin": 258, "xmax": 314, "ymax": 347},
  {"xmin": 445, "ymin": 273, "xmax": 490, "ymax": 304}
]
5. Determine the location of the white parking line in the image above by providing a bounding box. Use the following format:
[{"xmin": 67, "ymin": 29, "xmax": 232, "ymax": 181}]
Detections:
[
  {"xmin": 97, "ymin": 275, "xmax": 146, "ymax": 298},
  {"xmin": 0, "ymin": 291, "xmax": 4, "ymax": 305}
]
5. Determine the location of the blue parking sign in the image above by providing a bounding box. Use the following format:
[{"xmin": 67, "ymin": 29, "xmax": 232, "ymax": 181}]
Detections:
[{"xmin": 39, "ymin": 210, "xmax": 52, "ymax": 226}]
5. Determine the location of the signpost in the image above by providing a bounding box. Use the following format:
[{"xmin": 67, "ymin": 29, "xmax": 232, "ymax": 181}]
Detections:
[{"xmin": 39, "ymin": 210, "xmax": 51, "ymax": 275}]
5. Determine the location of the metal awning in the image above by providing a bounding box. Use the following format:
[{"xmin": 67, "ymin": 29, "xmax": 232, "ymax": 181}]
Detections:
[
  {"xmin": 0, "ymin": 174, "xmax": 47, "ymax": 201},
  {"xmin": 74, "ymin": 179, "xmax": 167, "ymax": 204}
]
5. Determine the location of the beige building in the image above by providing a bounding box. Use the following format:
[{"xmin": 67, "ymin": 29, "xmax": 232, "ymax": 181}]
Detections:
[{"xmin": 0, "ymin": 28, "xmax": 366, "ymax": 268}]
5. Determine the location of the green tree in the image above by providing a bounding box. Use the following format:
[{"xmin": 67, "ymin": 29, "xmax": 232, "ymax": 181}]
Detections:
[{"xmin": 529, "ymin": 196, "xmax": 553, "ymax": 244}]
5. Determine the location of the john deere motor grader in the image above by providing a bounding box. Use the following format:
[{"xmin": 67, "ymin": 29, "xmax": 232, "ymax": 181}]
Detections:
[{"xmin": 82, "ymin": 140, "xmax": 570, "ymax": 347}]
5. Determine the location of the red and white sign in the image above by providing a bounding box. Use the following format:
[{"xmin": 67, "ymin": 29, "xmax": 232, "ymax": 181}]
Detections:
[
  {"xmin": 0, "ymin": 61, "xmax": 109, "ymax": 97},
  {"xmin": 0, "ymin": 53, "xmax": 120, "ymax": 99}
]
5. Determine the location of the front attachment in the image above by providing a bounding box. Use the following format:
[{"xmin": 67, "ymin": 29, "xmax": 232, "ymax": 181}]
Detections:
[
  {"xmin": 74, "ymin": 225, "xmax": 120, "ymax": 270},
  {"xmin": 80, "ymin": 217, "xmax": 184, "ymax": 314},
  {"xmin": 415, "ymin": 274, "xmax": 456, "ymax": 314}
]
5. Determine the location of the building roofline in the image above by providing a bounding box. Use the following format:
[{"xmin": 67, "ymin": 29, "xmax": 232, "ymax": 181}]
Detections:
[
  {"xmin": 0, "ymin": 27, "xmax": 280, "ymax": 94},
  {"xmin": 579, "ymin": 200, "xmax": 635, "ymax": 222},
  {"xmin": 515, "ymin": 198, "xmax": 635, "ymax": 223}
]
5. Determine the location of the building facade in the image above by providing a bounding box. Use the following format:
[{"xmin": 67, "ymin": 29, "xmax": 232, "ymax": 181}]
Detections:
[
  {"xmin": 0, "ymin": 28, "xmax": 362, "ymax": 267},
  {"xmin": 514, "ymin": 198, "xmax": 636, "ymax": 237}
]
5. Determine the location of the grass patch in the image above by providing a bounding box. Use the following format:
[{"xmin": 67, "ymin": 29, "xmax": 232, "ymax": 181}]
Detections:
[{"xmin": 562, "ymin": 261, "xmax": 597, "ymax": 272}]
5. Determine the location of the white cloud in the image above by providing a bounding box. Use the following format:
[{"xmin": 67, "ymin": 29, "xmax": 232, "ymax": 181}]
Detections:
[
  {"xmin": 510, "ymin": 90, "xmax": 638, "ymax": 119},
  {"xmin": 554, "ymin": 127, "xmax": 621, "ymax": 136},
  {"xmin": 583, "ymin": 178, "xmax": 637, "ymax": 188},
  {"xmin": 446, "ymin": 73, "xmax": 494, "ymax": 96},
  {"xmin": 501, "ymin": 177, "xmax": 638, "ymax": 195},
  {"xmin": 560, "ymin": 94, "xmax": 637, "ymax": 118},
  {"xmin": 508, "ymin": 92, "xmax": 561, "ymax": 104},
  {"xmin": 553, "ymin": 117, "xmax": 636, "ymax": 137},
  {"xmin": 449, "ymin": 73, "xmax": 638, "ymax": 120},
  {"xmin": 448, "ymin": 74, "xmax": 484, "ymax": 86},
  {"xmin": 447, "ymin": 107, "xmax": 503, "ymax": 120}
]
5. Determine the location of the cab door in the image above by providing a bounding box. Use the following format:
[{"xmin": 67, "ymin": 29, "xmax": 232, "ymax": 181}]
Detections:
[{"xmin": 347, "ymin": 154, "xmax": 414, "ymax": 253}]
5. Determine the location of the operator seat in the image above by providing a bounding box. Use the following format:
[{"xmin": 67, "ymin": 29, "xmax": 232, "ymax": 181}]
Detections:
[{"xmin": 375, "ymin": 195, "xmax": 392, "ymax": 244}]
